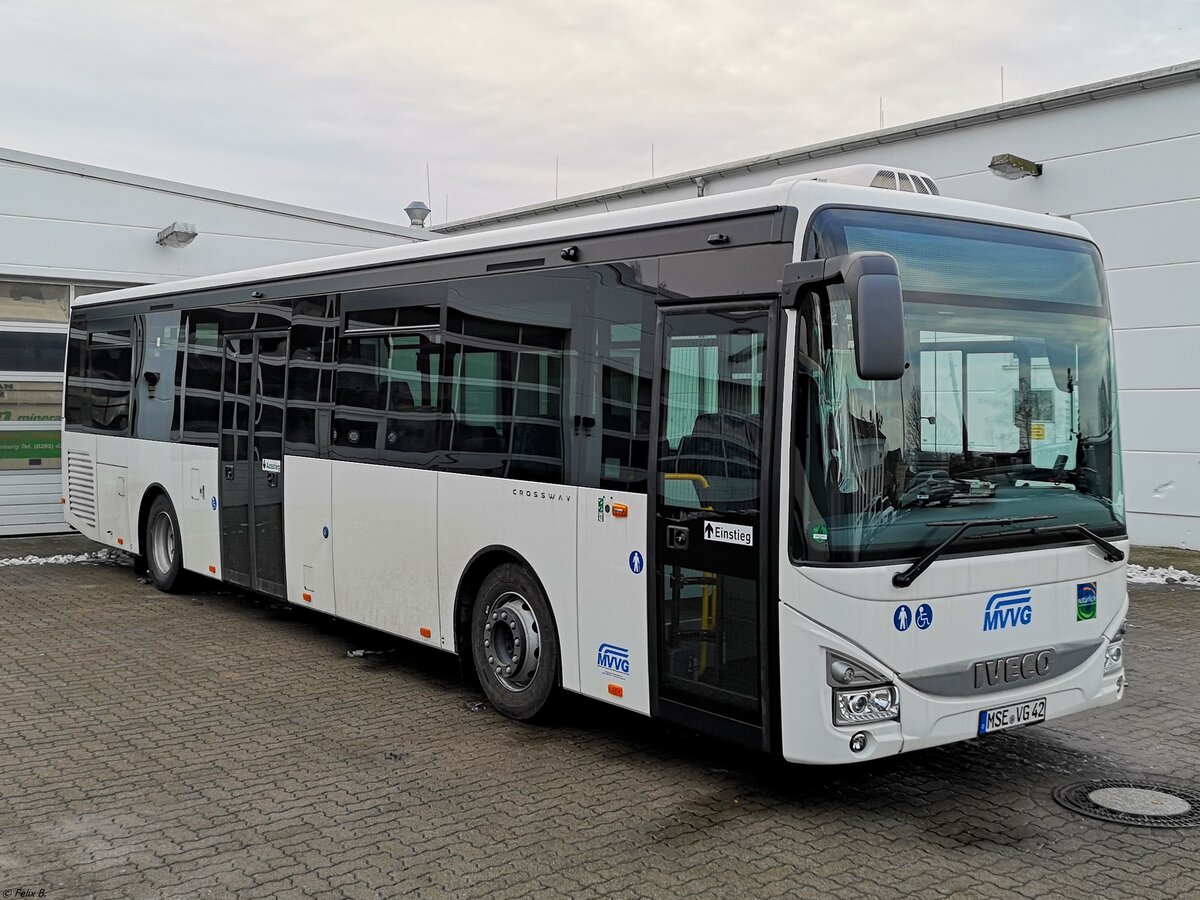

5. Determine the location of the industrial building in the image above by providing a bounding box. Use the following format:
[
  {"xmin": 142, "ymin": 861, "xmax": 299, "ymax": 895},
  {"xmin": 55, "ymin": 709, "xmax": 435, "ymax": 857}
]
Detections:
[
  {"xmin": 442, "ymin": 60, "xmax": 1200, "ymax": 551},
  {"xmin": 0, "ymin": 147, "xmax": 430, "ymax": 535}
]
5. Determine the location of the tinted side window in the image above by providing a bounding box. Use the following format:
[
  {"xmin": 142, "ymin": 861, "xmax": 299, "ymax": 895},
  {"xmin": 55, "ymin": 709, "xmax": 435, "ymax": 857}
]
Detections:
[
  {"xmin": 64, "ymin": 319, "xmax": 88, "ymax": 429},
  {"xmin": 90, "ymin": 323, "xmax": 133, "ymax": 434},
  {"xmin": 133, "ymin": 311, "xmax": 181, "ymax": 442},
  {"xmin": 588, "ymin": 264, "xmax": 655, "ymax": 492},
  {"xmin": 64, "ymin": 318, "xmax": 132, "ymax": 434},
  {"xmin": 286, "ymin": 296, "xmax": 338, "ymax": 456},
  {"xmin": 443, "ymin": 309, "xmax": 566, "ymax": 483},
  {"xmin": 180, "ymin": 311, "xmax": 223, "ymax": 446},
  {"xmin": 332, "ymin": 327, "xmax": 443, "ymax": 465}
]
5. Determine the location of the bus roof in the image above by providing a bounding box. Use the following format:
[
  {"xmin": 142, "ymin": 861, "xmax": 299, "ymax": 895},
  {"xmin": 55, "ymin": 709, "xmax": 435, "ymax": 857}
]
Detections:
[{"xmin": 74, "ymin": 177, "xmax": 1094, "ymax": 309}]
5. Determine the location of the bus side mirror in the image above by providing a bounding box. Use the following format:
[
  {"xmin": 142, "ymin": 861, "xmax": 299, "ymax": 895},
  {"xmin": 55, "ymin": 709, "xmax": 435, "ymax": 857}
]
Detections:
[{"xmin": 843, "ymin": 252, "xmax": 906, "ymax": 381}]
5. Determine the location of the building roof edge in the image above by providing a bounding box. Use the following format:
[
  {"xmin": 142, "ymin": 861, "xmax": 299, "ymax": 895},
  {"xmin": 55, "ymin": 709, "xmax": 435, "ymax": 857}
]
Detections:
[
  {"xmin": 0, "ymin": 146, "xmax": 434, "ymax": 240},
  {"xmin": 440, "ymin": 58, "xmax": 1200, "ymax": 233}
]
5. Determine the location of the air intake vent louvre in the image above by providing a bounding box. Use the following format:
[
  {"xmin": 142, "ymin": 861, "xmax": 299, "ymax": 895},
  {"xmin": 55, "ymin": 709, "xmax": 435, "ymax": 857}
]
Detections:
[
  {"xmin": 777, "ymin": 164, "xmax": 940, "ymax": 195},
  {"xmin": 870, "ymin": 170, "xmax": 898, "ymax": 190},
  {"xmin": 67, "ymin": 450, "xmax": 96, "ymax": 527}
]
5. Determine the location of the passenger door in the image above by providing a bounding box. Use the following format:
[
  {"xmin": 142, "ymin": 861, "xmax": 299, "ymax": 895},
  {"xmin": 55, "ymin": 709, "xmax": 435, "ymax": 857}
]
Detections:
[
  {"xmin": 649, "ymin": 303, "xmax": 777, "ymax": 750},
  {"xmin": 219, "ymin": 332, "xmax": 288, "ymax": 596}
]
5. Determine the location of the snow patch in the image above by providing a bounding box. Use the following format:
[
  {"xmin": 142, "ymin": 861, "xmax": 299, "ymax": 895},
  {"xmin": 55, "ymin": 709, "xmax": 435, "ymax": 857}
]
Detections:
[
  {"xmin": 1127, "ymin": 564, "xmax": 1200, "ymax": 588},
  {"xmin": 0, "ymin": 549, "xmax": 132, "ymax": 568}
]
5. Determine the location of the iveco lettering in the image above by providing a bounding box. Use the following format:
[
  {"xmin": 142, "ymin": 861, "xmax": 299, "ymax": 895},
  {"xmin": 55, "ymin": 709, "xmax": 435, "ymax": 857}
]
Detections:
[{"xmin": 62, "ymin": 163, "xmax": 1128, "ymax": 764}]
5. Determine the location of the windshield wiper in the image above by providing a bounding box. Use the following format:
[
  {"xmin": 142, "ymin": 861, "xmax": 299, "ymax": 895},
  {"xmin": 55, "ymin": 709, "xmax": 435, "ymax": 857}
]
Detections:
[
  {"xmin": 966, "ymin": 523, "xmax": 1125, "ymax": 563},
  {"xmin": 892, "ymin": 515, "xmax": 1056, "ymax": 589}
]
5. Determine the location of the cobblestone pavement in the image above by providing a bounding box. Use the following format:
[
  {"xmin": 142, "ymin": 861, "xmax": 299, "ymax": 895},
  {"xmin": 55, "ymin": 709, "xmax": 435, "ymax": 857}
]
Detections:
[{"xmin": 1, "ymin": 544, "xmax": 1198, "ymax": 899}]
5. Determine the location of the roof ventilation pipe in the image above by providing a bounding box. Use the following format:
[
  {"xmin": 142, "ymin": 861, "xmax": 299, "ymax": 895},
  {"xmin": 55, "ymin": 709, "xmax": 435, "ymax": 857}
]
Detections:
[{"xmin": 404, "ymin": 201, "xmax": 431, "ymax": 228}]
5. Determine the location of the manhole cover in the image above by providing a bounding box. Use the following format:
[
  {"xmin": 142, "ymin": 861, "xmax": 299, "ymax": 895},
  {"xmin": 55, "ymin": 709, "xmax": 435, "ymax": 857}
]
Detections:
[{"xmin": 1053, "ymin": 780, "xmax": 1200, "ymax": 828}]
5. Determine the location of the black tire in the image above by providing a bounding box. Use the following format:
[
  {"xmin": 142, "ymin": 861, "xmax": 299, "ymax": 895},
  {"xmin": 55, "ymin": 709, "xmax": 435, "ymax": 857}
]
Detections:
[
  {"xmin": 144, "ymin": 494, "xmax": 184, "ymax": 593},
  {"xmin": 470, "ymin": 563, "xmax": 559, "ymax": 721}
]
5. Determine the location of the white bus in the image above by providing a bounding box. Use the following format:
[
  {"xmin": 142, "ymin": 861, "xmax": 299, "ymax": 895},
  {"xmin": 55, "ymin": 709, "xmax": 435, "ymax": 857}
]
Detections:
[{"xmin": 62, "ymin": 167, "xmax": 1127, "ymax": 764}]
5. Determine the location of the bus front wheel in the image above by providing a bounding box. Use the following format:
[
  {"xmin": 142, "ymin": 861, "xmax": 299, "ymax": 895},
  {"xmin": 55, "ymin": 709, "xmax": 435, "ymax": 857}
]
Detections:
[
  {"xmin": 470, "ymin": 563, "xmax": 559, "ymax": 721},
  {"xmin": 145, "ymin": 494, "xmax": 184, "ymax": 593}
]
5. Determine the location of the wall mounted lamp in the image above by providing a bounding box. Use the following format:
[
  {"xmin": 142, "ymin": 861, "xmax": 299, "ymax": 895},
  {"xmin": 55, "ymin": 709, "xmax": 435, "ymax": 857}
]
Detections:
[
  {"xmin": 988, "ymin": 154, "xmax": 1043, "ymax": 180},
  {"xmin": 156, "ymin": 222, "xmax": 199, "ymax": 247}
]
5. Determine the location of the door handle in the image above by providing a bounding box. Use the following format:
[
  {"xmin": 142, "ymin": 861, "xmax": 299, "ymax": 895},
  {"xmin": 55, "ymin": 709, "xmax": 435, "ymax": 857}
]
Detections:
[{"xmin": 224, "ymin": 464, "xmax": 234, "ymax": 481}]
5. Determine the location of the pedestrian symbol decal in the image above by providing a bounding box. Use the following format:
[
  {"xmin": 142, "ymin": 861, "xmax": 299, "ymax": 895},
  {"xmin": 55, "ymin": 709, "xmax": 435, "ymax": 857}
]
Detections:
[
  {"xmin": 629, "ymin": 551, "xmax": 644, "ymax": 575},
  {"xmin": 894, "ymin": 605, "xmax": 912, "ymax": 632}
]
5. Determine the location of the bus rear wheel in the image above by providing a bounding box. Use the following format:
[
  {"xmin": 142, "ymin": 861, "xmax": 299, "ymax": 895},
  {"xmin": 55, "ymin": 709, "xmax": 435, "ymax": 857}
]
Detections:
[
  {"xmin": 145, "ymin": 494, "xmax": 184, "ymax": 593},
  {"xmin": 470, "ymin": 563, "xmax": 559, "ymax": 721}
]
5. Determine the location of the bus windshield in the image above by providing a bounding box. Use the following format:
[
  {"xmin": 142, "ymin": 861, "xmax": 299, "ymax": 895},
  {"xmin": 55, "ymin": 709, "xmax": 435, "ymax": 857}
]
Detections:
[{"xmin": 793, "ymin": 209, "xmax": 1124, "ymax": 563}]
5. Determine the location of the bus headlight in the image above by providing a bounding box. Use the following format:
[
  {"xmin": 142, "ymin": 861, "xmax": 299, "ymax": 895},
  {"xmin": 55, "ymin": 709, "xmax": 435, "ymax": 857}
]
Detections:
[
  {"xmin": 1104, "ymin": 640, "xmax": 1124, "ymax": 675},
  {"xmin": 834, "ymin": 686, "xmax": 899, "ymax": 726}
]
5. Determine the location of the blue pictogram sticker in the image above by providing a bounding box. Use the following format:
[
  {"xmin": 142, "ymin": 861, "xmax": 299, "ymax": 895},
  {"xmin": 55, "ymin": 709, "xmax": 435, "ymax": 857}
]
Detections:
[
  {"xmin": 629, "ymin": 550, "xmax": 644, "ymax": 574},
  {"xmin": 915, "ymin": 603, "xmax": 933, "ymax": 630},
  {"xmin": 893, "ymin": 605, "xmax": 912, "ymax": 632},
  {"xmin": 211, "ymin": 496, "xmax": 217, "ymax": 510}
]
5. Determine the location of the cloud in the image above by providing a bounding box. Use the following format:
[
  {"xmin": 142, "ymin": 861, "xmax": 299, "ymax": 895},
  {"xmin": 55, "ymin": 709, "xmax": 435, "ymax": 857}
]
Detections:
[{"xmin": 1, "ymin": 0, "xmax": 1197, "ymax": 224}]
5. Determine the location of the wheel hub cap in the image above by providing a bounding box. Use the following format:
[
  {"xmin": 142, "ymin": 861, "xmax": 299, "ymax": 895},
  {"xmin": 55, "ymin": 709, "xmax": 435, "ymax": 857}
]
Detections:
[
  {"xmin": 151, "ymin": 511, "xmax": 175, "ymax": 575},
  {"xmin": 482, "ymin": 592, "xmax": 541, "ymax": 692}
]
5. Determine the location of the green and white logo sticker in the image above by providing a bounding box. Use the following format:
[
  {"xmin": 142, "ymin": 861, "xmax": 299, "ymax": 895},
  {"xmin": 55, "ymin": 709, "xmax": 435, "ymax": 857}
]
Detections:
[
  {"xmin": 1076, "ymin": 582, "xmax": 1097, "ymax": 621},
  {"xmin": 811, "ymin": 524, "xmax": 829, "ymax": 544}
]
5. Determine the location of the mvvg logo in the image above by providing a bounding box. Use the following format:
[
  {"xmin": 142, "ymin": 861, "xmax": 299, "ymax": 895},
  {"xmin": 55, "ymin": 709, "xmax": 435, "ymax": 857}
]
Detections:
[
  {"xmin": 983, "ymin": 589, "xmax": 1033, "ymax": 631},
  {"xmin": 597, "ymin": 643, "xmax": 630, "ymax": 675}
]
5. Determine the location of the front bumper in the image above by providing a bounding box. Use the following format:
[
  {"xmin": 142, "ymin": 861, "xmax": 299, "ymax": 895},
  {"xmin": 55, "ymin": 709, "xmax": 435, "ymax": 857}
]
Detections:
[{"xmin": 777, "ymin": 601, "xmax": 1127, "ymax": 765}]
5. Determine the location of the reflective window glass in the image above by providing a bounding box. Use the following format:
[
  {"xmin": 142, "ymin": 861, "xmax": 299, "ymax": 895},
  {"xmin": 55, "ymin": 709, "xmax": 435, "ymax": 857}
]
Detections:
[
  {"xmin": 0, "ymin": 331, "xmax": 66, "ymax": 372},
  {"xmin": 0, "ymin": 282, "xmax": 70, "ymax": 323},
  {"xmin": 0, "ymin": 380, "xmax": 62, "ymax": 425},
  {"xmin": 63, "ymin": 317, "xmax": 132, "ymax": 434}
]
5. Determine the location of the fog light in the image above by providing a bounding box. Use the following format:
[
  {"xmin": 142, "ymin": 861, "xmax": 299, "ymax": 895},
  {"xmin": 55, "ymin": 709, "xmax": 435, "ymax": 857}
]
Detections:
[
  {"xmin": 849, "ymin": 731, "xmax": 868, "ymax": 753},
  {"xmin": 1104, "ymin": 641, "xmax": 1123, "ymax": 675},
  {"xmin": 835, "ymin": 686, "xmax": 899, "ymax": 726}
]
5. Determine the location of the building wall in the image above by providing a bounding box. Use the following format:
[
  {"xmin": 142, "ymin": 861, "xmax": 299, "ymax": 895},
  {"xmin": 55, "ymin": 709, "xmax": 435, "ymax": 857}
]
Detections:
[
  {"xmin": 1, "ymin": 285, "xmax": 100, "ymax": 536},
  {"xmin": 0, "ymin": 150, "xmax": 427, "ymax": 536},
  {"xmin": 0, "ymin": 153, "xmax": 422, "ymax": 285},
  {"xmin": 445, "ymin": 75, "xmax": 1200, "ymax": 549}
]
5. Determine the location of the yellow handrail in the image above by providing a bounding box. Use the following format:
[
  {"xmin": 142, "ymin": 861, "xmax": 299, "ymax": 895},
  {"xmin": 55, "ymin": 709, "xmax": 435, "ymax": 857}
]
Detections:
[{"xmin": 664, "ymin": 472, "xmax": 710, "ymax": 490}]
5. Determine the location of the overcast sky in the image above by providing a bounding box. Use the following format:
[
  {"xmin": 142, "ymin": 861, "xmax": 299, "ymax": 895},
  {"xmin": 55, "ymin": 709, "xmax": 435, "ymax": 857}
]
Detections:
[{"xmin": 4, "ymin": 1, "xmax": 1199, "ymax": 226}]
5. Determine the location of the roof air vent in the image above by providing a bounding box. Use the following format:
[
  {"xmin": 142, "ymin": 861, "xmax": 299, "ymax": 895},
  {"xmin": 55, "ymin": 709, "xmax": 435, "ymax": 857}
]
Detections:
[{"xmin": 776, "ymin": 164, "xmax": 940, "ymax": 196}]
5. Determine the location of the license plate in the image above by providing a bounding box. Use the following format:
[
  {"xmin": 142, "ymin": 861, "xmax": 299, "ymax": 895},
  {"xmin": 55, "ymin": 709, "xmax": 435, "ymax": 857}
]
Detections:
[{"xmin": 978, "ymin": 697, "xmax": 1047, "ymax": 735}]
